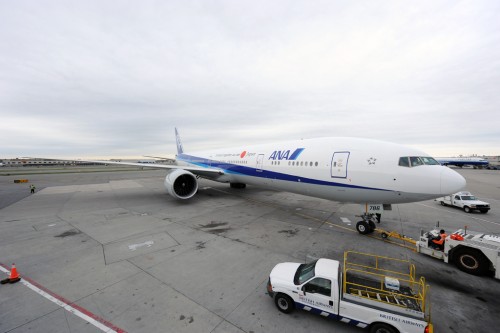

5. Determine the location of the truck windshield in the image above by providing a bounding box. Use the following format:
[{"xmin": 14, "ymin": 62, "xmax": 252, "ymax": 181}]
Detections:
[
  {"xmin": 294, "ymin": 261, "xmax": 316, "ymax": 285},
  {"xmin": 461, "ymin": 196, "xmax": 476, "ymax": 200}
]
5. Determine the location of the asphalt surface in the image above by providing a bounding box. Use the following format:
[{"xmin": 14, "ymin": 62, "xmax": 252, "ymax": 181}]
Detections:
[{"xmin": 0, "ymin": 167, "xmax": 499, "ymax": 333}]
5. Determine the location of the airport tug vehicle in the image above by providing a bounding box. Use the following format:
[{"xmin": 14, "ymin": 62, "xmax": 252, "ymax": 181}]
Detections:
[
  {"xmin": 267, "ymin": 251, "xmax": 433, "ymax": 333},
  {"xmin": 370, "ymin": 225, "xmax": 500, "ymax": 279},
  {"xmin": 416, "ymin": 227, "xmax": 500, "ymax": 278}
]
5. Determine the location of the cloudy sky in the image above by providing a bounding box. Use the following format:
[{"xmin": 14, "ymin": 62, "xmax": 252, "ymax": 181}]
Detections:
[{"xmin": 1, "ymin": 0, "xmax": 499, "ymax": 159}]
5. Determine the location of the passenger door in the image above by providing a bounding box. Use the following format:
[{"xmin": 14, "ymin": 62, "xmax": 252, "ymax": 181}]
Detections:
[
  {"xmin": 256, "ymin": 154, "xmax": 264, "ymax": 172},
  {"xmin": 331, "ymin": 152, "xmax": 350, "ymax": 178},
  {"xmin": 299, "ymin": 278, "xmax": 337, "ymax": 315}
]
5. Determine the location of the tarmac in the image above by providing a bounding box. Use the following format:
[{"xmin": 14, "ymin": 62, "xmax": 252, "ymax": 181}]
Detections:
[{"xmin": 0, "ymin": 167, "xmax": 499, "ymax": 333}]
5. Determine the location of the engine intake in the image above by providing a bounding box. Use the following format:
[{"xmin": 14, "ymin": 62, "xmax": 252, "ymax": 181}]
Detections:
[{"xmin": 164, "ymin": 169, "xmax": 198, "ymax": 199}]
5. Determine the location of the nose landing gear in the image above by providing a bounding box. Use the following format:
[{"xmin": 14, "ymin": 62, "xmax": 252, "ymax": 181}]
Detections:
[{"xmin": 355, "ymin": 213, "xmax": 380, "ymax": 234}]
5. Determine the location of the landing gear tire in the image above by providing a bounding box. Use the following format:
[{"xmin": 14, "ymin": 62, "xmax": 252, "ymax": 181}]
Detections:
[
  {"xmin": 369, "ymin": 220, "xmax": 376, "ymax": 231},
  {"xmin": 356, "ymin": 221, "xmax": 372, "ymax": 235},
  {"xmin": 274, "ymin": 293, "xmax": 295, "ymax": 314},
  {"xmin": 454, "ymin": 249, "xmax": 490, "ymax": 275},
  {"xmin": 230, "ymin": 183, "xmax": 246, "ymax": 189},
  {"xmin": 370, "ymin": 323, "xmax": 398, "ymax": 333}
]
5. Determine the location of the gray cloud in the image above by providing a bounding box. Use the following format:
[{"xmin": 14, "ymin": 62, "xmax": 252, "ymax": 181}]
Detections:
[{"xmin": 1, "ymin": 0, "xmax": 499, "ymax": 158}]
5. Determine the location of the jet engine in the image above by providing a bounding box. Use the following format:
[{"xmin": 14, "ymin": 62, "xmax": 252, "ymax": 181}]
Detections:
[{"xmin": 164, "ymin": 169, "xmax": 198, "ymax": 199}]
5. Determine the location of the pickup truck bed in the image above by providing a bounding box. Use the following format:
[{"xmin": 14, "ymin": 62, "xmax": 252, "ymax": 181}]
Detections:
[
  {"xmin": 344, "ymin": 274, "xmax": 422, "ymax": 313},
  {"xmin": 342, "ymin": 252, "xmax": 428, "ymax": 319}
]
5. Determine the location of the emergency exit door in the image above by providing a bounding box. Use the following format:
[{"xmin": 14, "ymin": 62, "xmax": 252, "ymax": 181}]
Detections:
[{"xmin": 331, "ymin": 152, "xmax": 349, "ymax": 178}]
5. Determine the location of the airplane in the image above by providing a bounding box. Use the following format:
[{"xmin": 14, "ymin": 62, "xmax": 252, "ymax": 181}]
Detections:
[
  {"xmin": 73, "ymin": 128, "xmax": 466, "ymax": 235},
  {"xmin": 435, "ymin": 157, "xmax": 489, "ymax": 168}
]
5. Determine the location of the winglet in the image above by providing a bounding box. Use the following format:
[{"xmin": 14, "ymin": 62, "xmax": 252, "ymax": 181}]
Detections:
[{"xmin": 175, "ymin": 127, "xmax": 184, "ymax": 154}]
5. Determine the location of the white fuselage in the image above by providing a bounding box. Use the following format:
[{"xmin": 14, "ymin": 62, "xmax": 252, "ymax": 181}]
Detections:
[{"xmin": 176, "ymin": 137, "xmax": 466, "ymax": 204}]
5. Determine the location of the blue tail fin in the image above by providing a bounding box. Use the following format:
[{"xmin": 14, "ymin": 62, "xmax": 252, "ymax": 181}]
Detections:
[{"xmin": 175, "ymin": 127, "xmax": 184, "ymax": 154}]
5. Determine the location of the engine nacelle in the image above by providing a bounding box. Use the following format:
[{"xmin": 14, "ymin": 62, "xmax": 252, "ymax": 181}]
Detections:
[{"xmin": 164, "ymin": 169, "xmax": 198, "ymax": 199}]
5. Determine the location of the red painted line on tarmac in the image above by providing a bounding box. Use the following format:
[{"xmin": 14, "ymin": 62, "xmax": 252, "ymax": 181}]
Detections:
[{"xmin": 0, "ymin": 262, "xmax": 127, "ymax": 333}]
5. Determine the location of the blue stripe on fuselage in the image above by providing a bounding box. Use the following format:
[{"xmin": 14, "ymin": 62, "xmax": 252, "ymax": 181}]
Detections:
[
  {"xmin": 177, "ymin": 154, "xmax": 391, "ymax": 192},
  {"xmin": 289, "ymin": 148, "xmax": 305, "ymax": 160}
]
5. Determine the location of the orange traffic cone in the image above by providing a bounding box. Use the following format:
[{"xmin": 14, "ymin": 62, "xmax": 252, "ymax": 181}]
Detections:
[
  {"xmin": 1, "ymin": 263, "xmax": 21, "ymax": 284},
  {"xmin": 9, "ymin": 264, "xmax": 20, "ymax": 283}
]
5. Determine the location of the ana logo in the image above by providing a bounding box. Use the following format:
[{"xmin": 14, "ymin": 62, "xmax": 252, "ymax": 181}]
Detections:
[
  {"xmin": 269, "ymin": 148, "xmax": 305, "ymax": 160},
  {"xmin": 240, "ymin": 151, "xmax": 247, "ymax": 158}
]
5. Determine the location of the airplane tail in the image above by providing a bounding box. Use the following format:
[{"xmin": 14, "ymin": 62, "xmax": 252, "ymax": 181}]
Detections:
[{"xmin": 175, "ymin": 127, "xmax": 184, "ymax": 154}]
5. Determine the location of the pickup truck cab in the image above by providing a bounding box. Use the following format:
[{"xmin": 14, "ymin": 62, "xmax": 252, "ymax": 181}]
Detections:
[
  {"xmin": 436, "ymin": 191, "xmax": 490, "ymax": 213},
  {"xmin": 267, "ymin": 251, "xmax": 432, "ymax": 333}
]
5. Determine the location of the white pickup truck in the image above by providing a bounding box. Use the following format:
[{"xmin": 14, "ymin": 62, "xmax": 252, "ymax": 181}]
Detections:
[
  {"xmin": 267, "ymin": 251, "xmax": 433, "ymax": 333},
  {"xmin": 436, "ymin": 191, "xmax": 490, "ymax": 213}
]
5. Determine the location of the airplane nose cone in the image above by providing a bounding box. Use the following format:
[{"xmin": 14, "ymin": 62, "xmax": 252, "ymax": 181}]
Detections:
[{"xmin": 440, "ymin": 167, "xmax": 466, "ymax": 195}]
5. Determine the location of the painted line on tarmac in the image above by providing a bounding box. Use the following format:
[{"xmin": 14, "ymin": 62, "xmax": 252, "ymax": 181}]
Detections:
[
  {"xmin": 340, "ymin": 217, "xmax": 352, "ymax": 225},
  {"xmin": 0, "ymin": 263, "xmax": 126, "ymax": 333},
  {"xmin": 416, "ymin": 202, "xmax": 500, "ymax": 226}
]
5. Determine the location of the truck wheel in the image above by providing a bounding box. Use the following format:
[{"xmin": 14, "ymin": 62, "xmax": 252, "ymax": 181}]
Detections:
[
  {"xmin": 274, "ymin": 293, "xmax": 295, "ymax": 314},
  {"xmin": 440, "ymin": 201, "xmax": 446, "ymax": 206},
  {"xmin": 370, "ymin": 323, "xmax": 399, "ymax": 333},
  {"xmin": 454, "ymin": 249, "xmax": 490, "ymax": 275},
  {"xmin": 463, "ymin": 206, "xmax": 471, "ymax": 213},
  {"xmin": 356, "ymin": 221, "xmax": 371, "ymax": 235}
]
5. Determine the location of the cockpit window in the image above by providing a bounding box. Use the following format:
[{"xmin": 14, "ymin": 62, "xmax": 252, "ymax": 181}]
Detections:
[
  {"xmin": 410, "ymin": 157, "xmax": 423, "ymax": 166},
  {"xmin": 399, "ymin": 157, "xmax": 410, "ymax": 167},
  {"xmin": 420, "ymin": 157, "xmax": 440, "ymax": 165},
  {"xmin": 399, "ymin": 156, "xmax": 440, "ymax": 167}
]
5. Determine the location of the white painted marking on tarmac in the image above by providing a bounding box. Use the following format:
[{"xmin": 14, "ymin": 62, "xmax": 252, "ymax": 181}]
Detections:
[
  {"xmin": 0, "ymin": 265, "xmax": 122, "ymax": 333},
  {"xmin": 416, "ymin": 202, "xmax": 500, "ymax": 226},
  {"xmin": 128, "ymin": 240, "xmax": 154, "ymax": 251},
  {"xmin": 340, "ymin": 217, "xmax": 351, "ymax": 225},
  {"xmin": 48, "ymin": 224, "xmax": 56, "ymax": 227}
]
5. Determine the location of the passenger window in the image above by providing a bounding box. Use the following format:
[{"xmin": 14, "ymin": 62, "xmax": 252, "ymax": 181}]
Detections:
[
  {"xmin": 398, "ymin": 157, "xmax": 410, "ymax": 167},
  {"xmin": 455, "ymin": 196, "xmax": 460, "ymax": 200},
  {"xmin": 303, "ymin": 278, "xmax": 331, "ymax": 297}
]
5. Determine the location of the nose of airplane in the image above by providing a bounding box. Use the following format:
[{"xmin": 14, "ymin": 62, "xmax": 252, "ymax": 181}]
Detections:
[{"xmin": 440, "ymin": 167, "xmax": 466, "ymax": 195}]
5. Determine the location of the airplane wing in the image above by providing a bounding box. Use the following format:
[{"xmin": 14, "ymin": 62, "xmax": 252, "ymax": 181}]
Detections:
[
  {"xmin": 142, "ymin": 155, "xmax": 177, "ymax": 163},
  {"xmin": 87, "ymin": 159, "xmax": 223, "ymax": 178},
  {"xmin": 41, "ymin": 158, "xmax": 224, "ymax": 179}
]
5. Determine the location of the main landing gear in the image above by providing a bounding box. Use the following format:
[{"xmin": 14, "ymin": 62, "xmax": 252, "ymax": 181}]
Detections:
[{"xmin": 355, "ymin": 213, "xmax": 381, "ymax": 235}]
